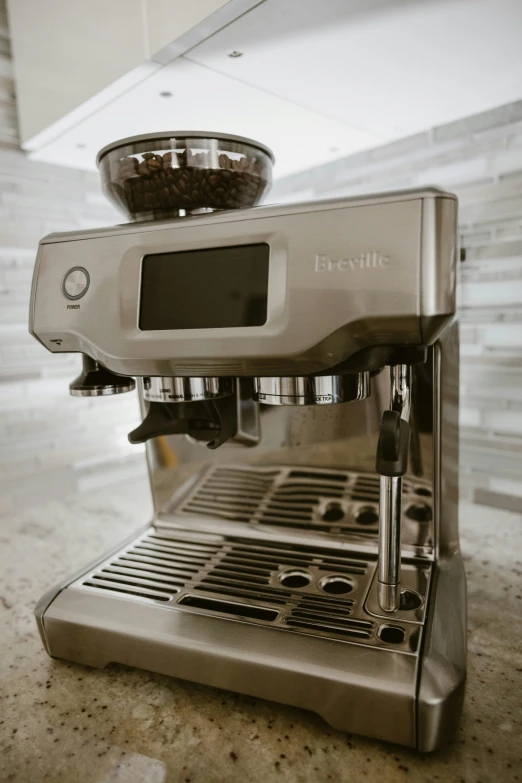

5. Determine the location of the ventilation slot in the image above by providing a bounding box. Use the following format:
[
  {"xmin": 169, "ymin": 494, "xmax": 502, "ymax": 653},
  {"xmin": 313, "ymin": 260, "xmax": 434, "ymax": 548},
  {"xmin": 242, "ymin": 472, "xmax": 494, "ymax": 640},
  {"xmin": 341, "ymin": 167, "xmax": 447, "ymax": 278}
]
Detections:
[
  {"xmin": 179, "ymin": 595, "xmax": 278, "ymax": 621},
  {"xmin": 194, "ymin": 541, "xmax": 289, "ymax": 606},
  {"xmin": 179, "ymin": 465, "xmax": 379, "ymax": 533},
  {"xmin": 82, "ymin": 532, "xmax": 218, "ymax": 603},
  {"xmin": 228, "ymin": 538, "xmax": 369, "ymax": 575},
  {"xmin": 288, "ymin": 470, "xmax": 347, "ymax": 482},
  {"xmin": 296, "ymin": 596, "xmax": 354, "ymax": 613},
  {"xmin": 97, "ymin": 567, "xmax": 184, "ymax": 590},
  {"xmin": 83, "ymin": 580, "xmax": 172, "ymax": 602},
  {"xmin": 193, "ymin": 584, "xmax": 289, "ymax": 606},
  {"xmin": 351, "ymin": 476, "xmax": 380, "ymax": 502},
  {"xmin": 287, "ymin": 599, "xmax": 374, "ymax": 639},
  {"xmin": 183, "ymin": 466, "xmax": 276, "ymax": 523},
  {"xmin": 285, "ymin": 620, "xmax": 372, "ymax": 639}
]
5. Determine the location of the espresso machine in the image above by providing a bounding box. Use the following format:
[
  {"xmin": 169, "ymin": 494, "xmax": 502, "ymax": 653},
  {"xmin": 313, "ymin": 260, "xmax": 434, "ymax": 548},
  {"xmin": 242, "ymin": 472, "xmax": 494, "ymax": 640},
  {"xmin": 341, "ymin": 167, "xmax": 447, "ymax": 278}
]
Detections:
[{"xmin": 29, "ymin": 132, "xmax": 465, "ymax": 751}]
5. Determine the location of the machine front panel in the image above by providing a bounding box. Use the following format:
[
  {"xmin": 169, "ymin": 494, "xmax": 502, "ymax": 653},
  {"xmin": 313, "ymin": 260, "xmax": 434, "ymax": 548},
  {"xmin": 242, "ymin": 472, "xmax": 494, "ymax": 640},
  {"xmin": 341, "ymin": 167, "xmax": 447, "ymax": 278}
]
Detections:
[{"xmin": 30, "ymin": 195, "xmax": 445, "ymax": 376}]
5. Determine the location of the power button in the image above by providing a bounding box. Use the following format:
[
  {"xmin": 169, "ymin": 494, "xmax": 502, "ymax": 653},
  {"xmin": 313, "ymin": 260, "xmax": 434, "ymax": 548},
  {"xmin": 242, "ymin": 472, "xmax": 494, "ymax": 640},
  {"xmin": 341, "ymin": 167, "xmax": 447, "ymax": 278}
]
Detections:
[{"xmin": 62, "ymin": 267, "xmax": 90, "ymax": 300}]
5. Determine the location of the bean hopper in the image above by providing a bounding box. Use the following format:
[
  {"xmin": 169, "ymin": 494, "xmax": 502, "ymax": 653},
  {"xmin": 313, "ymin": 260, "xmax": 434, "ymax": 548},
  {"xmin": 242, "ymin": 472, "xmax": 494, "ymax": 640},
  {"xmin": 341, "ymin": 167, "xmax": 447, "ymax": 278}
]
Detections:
[{"xmin": 29, "ymin": 132, "xmax": 466, "ymax": 751}]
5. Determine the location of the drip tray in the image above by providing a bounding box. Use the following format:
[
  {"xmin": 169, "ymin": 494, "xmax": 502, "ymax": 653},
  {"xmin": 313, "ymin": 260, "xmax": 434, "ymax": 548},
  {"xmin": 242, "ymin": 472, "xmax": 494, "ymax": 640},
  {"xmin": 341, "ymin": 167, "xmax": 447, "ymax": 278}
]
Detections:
[
  {"xmin": 165, "ymin": 464, "xmax": 434, "ymax": 548},
  {"xmin": 76, "ymin": 527, "xmax": 430, "ymax": 655}
]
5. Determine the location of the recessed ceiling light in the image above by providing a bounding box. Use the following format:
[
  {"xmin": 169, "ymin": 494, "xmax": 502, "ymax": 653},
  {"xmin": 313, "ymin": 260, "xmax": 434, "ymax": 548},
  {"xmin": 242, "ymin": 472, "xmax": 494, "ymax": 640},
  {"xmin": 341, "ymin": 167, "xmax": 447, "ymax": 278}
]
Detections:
[
  {"xmin": 159, "ymin": 91, "xmax": 173, "ymax": 98},
  {"xmin": 228, "ymin": 51, "xmax": 243, "ymax": 58}
]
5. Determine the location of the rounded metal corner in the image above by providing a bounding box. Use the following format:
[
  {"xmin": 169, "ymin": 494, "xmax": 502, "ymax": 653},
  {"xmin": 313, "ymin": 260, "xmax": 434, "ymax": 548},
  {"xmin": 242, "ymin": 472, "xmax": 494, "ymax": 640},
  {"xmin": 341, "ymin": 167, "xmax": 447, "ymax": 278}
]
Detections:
[
  {"xmin": 35, "ymin": 584, "xmax": 64, "ymax": 655},
  {"xmin": 416, "ymin": 676, "xmax": 466, "ymax": 752}
]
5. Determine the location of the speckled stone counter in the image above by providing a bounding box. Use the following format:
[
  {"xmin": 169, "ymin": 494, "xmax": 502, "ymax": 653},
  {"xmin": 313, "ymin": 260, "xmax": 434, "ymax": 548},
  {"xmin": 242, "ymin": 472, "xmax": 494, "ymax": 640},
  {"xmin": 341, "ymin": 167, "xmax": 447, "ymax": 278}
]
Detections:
[{"xmin": 1, "ymin": 478, "xmax": 521, "ymax": 783}]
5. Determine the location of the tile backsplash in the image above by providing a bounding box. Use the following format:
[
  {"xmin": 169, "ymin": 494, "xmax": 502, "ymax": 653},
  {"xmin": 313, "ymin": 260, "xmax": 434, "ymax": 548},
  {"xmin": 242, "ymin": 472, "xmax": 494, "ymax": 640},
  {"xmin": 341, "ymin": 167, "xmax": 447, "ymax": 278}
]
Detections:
[
  {"xmin": 0, "ymin": 147, "xmax": 147, "ymax": 515},
  {"xmin": 272, "ymin": 102, "xmax": 522, "ymax": 510},
  {"xmin": 1, "ymin": 0, "xmax": 147, "ymax": 514}
]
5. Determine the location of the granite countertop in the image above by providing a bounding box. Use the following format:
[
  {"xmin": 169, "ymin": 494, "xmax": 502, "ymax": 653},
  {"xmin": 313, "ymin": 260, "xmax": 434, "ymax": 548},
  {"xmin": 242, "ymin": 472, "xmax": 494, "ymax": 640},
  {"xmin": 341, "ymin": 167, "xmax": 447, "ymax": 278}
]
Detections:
[{"xmin": 1, "ymin": 477, "xmax": 521, "ymax": 783}]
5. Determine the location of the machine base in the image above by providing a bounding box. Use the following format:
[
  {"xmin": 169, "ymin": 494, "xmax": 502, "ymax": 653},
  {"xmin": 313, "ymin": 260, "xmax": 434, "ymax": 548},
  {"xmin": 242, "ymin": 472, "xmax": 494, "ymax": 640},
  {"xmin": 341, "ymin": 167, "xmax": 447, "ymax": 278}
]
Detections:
[{"xmin": 35, "ymin": 522, "xmax": 466, "ymax": 751}]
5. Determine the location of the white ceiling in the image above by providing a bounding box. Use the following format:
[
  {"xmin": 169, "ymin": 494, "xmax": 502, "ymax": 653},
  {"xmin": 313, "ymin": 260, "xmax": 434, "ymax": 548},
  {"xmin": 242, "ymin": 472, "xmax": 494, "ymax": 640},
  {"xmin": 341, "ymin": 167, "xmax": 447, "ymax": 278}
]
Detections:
[
  {"xmin": 29, "ymin": 58, "xmax": 379, "ymax": 178},
  {"xmin": 186, "ymin": 0, "xmax": 522, "ymax": 140},
  {"xmin": 7, "ymin": 0, "xmax": 238, "ymax": 143},
  {"xmin": 28, "ymin": 0, "xmax": 522, "ymax": 179}
]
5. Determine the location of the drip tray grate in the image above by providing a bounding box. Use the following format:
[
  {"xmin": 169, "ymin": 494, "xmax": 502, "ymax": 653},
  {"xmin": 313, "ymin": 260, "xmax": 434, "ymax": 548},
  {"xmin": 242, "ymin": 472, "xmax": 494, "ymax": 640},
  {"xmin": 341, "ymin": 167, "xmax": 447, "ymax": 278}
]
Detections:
[
  {"xmin": 169, "ymin": 464, "xmax": 433, "ymax": 543},
  {"xmin": 78, "ymin": 528, "xmax": 428, "ymax": 653}
]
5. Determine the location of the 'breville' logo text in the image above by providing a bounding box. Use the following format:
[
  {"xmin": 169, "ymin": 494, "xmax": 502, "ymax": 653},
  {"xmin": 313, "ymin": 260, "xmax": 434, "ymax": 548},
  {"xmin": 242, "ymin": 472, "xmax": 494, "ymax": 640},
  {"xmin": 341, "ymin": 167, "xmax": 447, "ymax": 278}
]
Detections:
[{"xmin": 315, "ymin": 252, "xmax": 391, "ymax": 272}]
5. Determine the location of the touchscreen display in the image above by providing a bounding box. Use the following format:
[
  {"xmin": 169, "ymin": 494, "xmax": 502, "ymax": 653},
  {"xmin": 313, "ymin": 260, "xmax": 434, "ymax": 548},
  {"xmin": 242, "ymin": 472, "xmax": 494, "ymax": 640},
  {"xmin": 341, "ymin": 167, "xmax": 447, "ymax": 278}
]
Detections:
[{"xmin": 139, "ymin": 243, "xmax": 269, "ymax": 330}]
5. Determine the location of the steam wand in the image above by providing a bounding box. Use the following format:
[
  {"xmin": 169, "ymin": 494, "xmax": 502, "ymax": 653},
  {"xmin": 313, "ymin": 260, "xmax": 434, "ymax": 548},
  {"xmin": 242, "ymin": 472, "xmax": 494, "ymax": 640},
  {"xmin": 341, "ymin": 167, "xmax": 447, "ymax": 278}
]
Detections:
[{"xmin": 376, "ymin": 365, "xmax": 411, "ymax": 613}]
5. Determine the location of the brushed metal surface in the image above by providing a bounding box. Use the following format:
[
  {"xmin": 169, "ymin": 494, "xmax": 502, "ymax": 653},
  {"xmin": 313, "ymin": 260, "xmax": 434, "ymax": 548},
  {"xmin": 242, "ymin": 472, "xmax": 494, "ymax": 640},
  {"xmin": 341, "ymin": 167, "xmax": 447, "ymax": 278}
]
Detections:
[
  {"xmin": 378, "ymin": 475, "xmax": 402, "ymax": 612},
  {"xmin": 419, "ymin": 196, "xmax": 458, "ymax": 343},
  {"xmin": 377, "ymin": 364, "xmax": 412, "ymax": 612},
  {"xmin": 143, "ymin": 376, "xmax": 233, "ymax": 403},
  {"xmin": 69, "ymin": 356, "xmax": 136, "ymax": 397},
  {"xmin": 40, "ymin": 586, "xmax": 418, "ymax": 746},
  {"xmin": 31, "ymin": 189, "xmax": 464, "ymax": 750},
  {"xmin": 71, "ymin": 526, "xmax": 427, "ymax": 651},
  {"xmin": 253, "ymin": 373, "xmax": 370, "ymax": 405},
  {"xmin": 29, "ymin": 188, "xmax": 456, "ymax": 377},
  {"xmin": 35, "ymin": 327, "xmax": 464, "ymax": 751},
  {"xmin": 417, "ymin": 558, "xmax": 466, "ymax": 752},
  {"xmin": 162, "ymin": 463, "xmax": 433, "ymax": 552}
]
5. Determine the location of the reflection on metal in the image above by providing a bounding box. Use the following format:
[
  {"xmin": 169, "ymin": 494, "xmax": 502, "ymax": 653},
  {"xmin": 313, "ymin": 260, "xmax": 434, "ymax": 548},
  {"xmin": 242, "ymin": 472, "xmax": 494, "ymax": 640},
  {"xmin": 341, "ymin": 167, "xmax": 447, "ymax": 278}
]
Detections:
[
  {"xmin": 378, "ymin": 475, "xmax": 402, "ymax": 612},
  {"xmin": 69, "ymin": 355, "xmax": 135, "ymax": 397},
  {"xmin": 143, "ymin": 376, "xmax": 233, "ymax": 403},
  {"xmin": 253, "ymin": 373, "xmax": 370, "ymax": 406},
  {"xmin": 391, "ymin": 364, "xmax": 412, "ymax": 422},
  {"xmin": 232, "ymin": 378, "xmax": 261, "ymax": 446},
  {"xmin": 377, "ymin": 365, "xmax": 412, "ymax": 613}
]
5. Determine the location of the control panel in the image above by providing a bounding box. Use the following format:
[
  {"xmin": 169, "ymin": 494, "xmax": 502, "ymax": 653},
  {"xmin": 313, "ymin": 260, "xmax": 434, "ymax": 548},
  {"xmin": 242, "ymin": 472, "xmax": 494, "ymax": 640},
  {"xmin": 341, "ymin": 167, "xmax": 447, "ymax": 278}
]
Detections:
[{"xmin": 30, "ymin": 189, "xmax": 457, "ymax": 378}]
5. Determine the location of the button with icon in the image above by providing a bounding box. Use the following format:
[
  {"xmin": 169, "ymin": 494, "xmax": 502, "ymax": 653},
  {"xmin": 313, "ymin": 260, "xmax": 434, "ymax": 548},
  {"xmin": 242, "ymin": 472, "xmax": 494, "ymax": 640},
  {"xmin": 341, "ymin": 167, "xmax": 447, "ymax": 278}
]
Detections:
[{"xmin": 62, "ymin": 267, "xmax": 90, "ymax": 300}]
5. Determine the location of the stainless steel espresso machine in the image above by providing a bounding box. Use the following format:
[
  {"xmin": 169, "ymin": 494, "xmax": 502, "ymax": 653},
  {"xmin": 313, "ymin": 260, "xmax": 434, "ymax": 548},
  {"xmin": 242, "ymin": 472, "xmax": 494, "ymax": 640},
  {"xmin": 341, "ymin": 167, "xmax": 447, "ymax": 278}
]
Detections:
[{"xmin": 29, "ymin": 132, "xmax": 465, "ymax": 751}]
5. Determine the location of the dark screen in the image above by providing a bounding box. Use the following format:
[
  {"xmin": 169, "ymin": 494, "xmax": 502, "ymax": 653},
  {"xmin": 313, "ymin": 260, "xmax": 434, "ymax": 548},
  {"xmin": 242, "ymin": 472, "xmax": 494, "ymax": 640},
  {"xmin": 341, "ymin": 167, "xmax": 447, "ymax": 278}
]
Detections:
[{"xmin": 139, "ymin": 243, "xmax": 269, "ymax": 330}]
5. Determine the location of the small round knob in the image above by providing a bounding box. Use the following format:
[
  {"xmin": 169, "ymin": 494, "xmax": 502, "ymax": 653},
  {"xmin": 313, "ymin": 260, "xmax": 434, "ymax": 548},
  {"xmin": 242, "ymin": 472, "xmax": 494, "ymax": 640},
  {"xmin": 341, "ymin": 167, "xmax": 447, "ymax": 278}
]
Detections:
[{"xmin": 70, "ymin": 355, "xmax": 135, "ymax": 397}]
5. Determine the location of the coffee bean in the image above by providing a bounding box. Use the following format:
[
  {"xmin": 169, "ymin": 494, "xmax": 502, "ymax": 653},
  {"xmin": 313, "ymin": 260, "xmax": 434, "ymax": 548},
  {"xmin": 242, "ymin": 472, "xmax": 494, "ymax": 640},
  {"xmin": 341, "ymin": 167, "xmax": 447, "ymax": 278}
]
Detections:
[
  {"xmin": 113, "ymin": 146, "xmax": 269, "ymax": 218},
  {"xmin": 148, "ymin": 156, "xmax": 162, "ymax": 171}
]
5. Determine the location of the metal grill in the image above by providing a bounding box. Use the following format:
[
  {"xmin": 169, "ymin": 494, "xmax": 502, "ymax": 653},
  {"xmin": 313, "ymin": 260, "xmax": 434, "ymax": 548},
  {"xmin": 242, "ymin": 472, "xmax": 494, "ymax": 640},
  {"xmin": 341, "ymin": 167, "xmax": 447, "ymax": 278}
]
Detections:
[
  {"xmin": 178, "ymin": 465, "xmax": 377, "ymax": 532},
  {"xmin": 83, "ymin": 533, "xmax": 219, "ymax": 602},
  {"xmin": 174, "ymin": 465, "xmax": 432, "ymax": 535},
  {"xmin": 79, "ymin": 529, "xmax": 426, "ymax": 652}
]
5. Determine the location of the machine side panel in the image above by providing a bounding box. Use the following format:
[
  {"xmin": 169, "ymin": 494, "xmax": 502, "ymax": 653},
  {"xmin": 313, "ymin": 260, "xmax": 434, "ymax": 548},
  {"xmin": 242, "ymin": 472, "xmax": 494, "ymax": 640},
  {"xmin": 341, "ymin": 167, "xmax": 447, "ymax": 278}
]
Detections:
[
  {"xmin": 434, "ymin": 322, "xmax": 460, "ymax": 558},
  {"xmin": 417, "ymin": 322, "xmax": 465, "ymax": 751},
  {"xmin": 416, "ymin": 558, "xmax": 467, "ymax": 752},
  {"xmin": 419, "ymin": 197, "xmax": 458, "ymax": 344}
]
